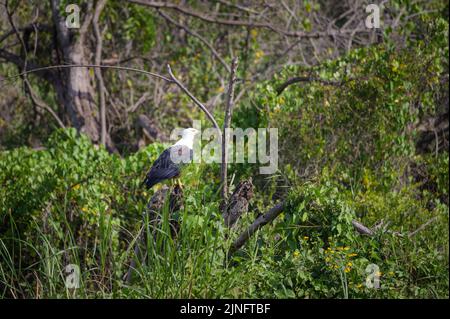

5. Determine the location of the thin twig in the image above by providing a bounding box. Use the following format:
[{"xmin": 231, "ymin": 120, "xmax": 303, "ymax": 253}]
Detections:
[
  {"xmin": 276, "ymin": 76, "xmax": 344, "ymax": 95},
  {"xmin": 128, "ymin": 0, "xmax": 369, "ymax": 38},
  {"xmin": 158, "ymin": 10, "xmax": 231, "ymax": 73},
  {"xmin": 5, "ymin": 0, "xmax": 65, "ymax": 129},
  {"xmin": 0, "ymin": 64, "xmax": 173, "ymax": 83},
  {"xmin": 408, "ymin": 217, "xmax": 438, "ymax": 238},
  {"xmin": 166, "ymin": 64, "xmax": 221, "ymax": 132},
  {"xmin": 25, "ymin": 80, "xmax": 66, "ymax": 129},
  {"xmin": 221, "ymin": 58, "xmax": 238, "ymax": 207},
  {"xmin": 127, "ymin": 92, "xmax": 151, "ymax": 113}
]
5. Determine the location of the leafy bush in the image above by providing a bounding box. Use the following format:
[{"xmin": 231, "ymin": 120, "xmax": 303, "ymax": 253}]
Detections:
[{"xmin": 0, "ymin": 16, "xmax": 448, "ymax": 299}]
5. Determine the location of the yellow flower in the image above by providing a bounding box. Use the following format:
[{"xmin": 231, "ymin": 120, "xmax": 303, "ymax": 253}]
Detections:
[
  {"xmin": 348, "ymin": 253, "xmax": 358, "ymax": 257},
  {"xmin": 325, "ymin": 257, "xmax": 330, "ymax": 262},
  {"xmin": 376, "ymin": 271, "xmax": 382, "ymax": 277},
  {"xmin": 303, "ymin": 236, "xmax": 309, "ymax": 240},
  {"xmin": 344, "ymin": 267, "xmax": 351, "ymax": 273},
  {"xmin": 347, "ymin": 262, "xmax": 353, "ymax": 267},
  {"xmin": 389, "ymin": 271, "xmax": 394, "ymax": 276},
  {"xmin": 73, "ymin": 184, "xmax": 80, "ymax": 190},
  {"xmin": 344, "ymin": 246, "xmax": 350, "ymax": 251},
  {"xmin": 250, "ymin": 29, "xmax": 258, "ymax": 38},
  {"xmin": 363, "ymin": 173, "xmax": 370, "ymax": 187},
  {"xmin": 356, "ymin": 283, "xmax": 363, "ymax": 288},
  {"xmin": 293, "ymin": 250, "xmax": 300, "ymax": 258},
  {"xmin": 255, "ymin": 50, "xmax": 264, "ymax": 60},
  {"xmin": 216, "ymin": 86, "xmax": 225, "ymax": 93},
  {"xmin": 81, "ymin": 207, "xmax": 88, "ymax": 212}
]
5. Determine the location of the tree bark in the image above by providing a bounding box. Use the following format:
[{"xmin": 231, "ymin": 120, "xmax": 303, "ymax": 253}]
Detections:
[{"xmin": 50, "ymin": 0, "xmax": 116, "ymax": 151}]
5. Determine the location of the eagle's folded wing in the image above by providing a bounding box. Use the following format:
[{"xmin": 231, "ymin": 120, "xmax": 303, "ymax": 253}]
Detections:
[{"xmin": 143, "ymin": 146, "xmax": 193, "ymax": 189}]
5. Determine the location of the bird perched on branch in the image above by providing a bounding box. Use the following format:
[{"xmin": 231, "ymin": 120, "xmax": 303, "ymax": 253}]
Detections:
[{"xmin": 143, "ymin": 128, "xmax": 199, "ymax": 189}]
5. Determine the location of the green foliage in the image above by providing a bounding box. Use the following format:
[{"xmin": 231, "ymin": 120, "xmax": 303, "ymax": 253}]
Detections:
[
  {"xmin": 105, "ymin": 3, "xmax": 156, "ymax": 53},
  {"xmin": 0, "ymin": 14, "xmax": 448, "ymax": 299},
  {"xmin": 229, "ymin": 15, "xmax": 449, "ymax": 299}
]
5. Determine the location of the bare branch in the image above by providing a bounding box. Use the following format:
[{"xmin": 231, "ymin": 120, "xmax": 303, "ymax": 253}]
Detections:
[
  {"xmin": 158, "ymin": 10, "xmax": 231, "ymax": 73},
  {"xmin": 221, "ymin": 57, "xmax": 238, "ymax": 207},
  {"xmin": 128, "ymin": 92, "xmax": 151, "ymax": 113},
  {"xmin": 128, "ymin": 0, "xmax": 370, "ymax": 38},
  {"xmin": 276, "ymin": 76, "xmax": 343, "ymax": 95},
  {"xmin": 166, "ymin": 64, "xmax": 221, "ymax": 132},
  {"xmin": 93, "ymin": 0, "xmax": 108, "ymax": 146},
  {"xmin": 0, "ymin": 49, "xmax": 55, "ymax": 82},
  {"xmin": 216, "ymin": 0, "xmax": 261, "ymax": 15},
  {"xmin": 24, "ymin": 80, "xmax": 66, "ymax": 129},
  {"xmin": 229, "ymin": 202, "xmax": 285, "ymax": 256},
  {"xmin": 352, "ymin": 220, "xmax": 374, "ymax": 236},
  {"xmin": 408, "ymin": 217, "xmax": 438, "ymax": 238},
  {"xmin": 0, "ymin": 64, "xmax": 173, "ymax": 83}
]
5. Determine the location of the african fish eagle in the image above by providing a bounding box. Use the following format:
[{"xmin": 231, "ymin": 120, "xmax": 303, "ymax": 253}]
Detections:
[{"xmin": 143, "ymin": 128, "xmax": 199, "ymax": 189}]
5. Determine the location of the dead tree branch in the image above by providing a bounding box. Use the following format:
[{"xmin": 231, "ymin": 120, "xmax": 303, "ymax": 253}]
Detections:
[
  {"xmin": 221, "ymin": 58, "xmax": 238, "ymax": 208},
  {"xmin": 351, "ymin": 220, "xmax": 374, "ymax": 236},
  {"xmin": 1, "ymin": 64, "xmax": 173, "ymax": 83},
  {"xmin": 228, "ymin": 201, "xmax": 285, "ymax": 256},
  {"xmin": 158, "ymin": 10, "xmax": 231, "ymax": 73},
  {"xmin": 4, "ymin": 0, "xmax": 65, "ymax": 129},
  {"xmin": 408, "ymin": 217, "xmax": 438, "ymax": 238},
  {"xmin": 24, "ymin": 80, "xmax": 65, "ymax": 129},
  {"xmin": 93, "ymin": 0, "xmax": 108, "ymax": 146},
  {"xmin": 222, "ymin": 178, "xmax": 253, "ymax": 228},
  {"xmin": 167, "ymin": 64, "xmax": 221, "ymax": 132},
  {"xmin": 276, "ymin": 76, "xmax": 344, "ymax": 95},
  {"xmin": 128, "ymin": 0, "xmax": 369, "ymax": 39}
]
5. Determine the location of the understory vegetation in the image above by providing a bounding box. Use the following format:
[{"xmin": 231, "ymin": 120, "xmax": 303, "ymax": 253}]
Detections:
[{"xmin": 0, "ymin": 1, "xmax": 448, "ymax": 299}]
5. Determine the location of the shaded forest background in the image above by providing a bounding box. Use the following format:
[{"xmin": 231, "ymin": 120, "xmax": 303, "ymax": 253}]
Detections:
[{"xmin": 0, "ymin": 0, "xmax": 448, "ymax": 298}]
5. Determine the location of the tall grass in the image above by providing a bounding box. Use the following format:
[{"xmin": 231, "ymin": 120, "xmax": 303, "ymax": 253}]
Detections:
[{"xmin": 0, "ymin": 173, "xmax": 259, "ymax": 298}]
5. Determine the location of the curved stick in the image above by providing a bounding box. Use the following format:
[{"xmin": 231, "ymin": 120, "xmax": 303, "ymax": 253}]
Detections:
[
  {"xmin": 167, "ymin": 64, "xmax": 221, "ymax": 132},
  {"xmin": 0, "ymin": 64, "xmax": 173, "ymax": 83},
  {"xmin": 2, "ymin": 63, "xmax": 222, "ymax": 133}
]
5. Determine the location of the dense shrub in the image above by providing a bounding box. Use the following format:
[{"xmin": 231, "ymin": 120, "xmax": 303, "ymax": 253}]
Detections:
[{"xmin": 0, "ymin": 16, "xmax": 448, "ymax": 298}]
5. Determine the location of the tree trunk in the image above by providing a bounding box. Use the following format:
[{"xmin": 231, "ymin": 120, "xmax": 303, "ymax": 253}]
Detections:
[{"xmin": 51, "ymin": 0, "xmax": 116, "ymax": 151}]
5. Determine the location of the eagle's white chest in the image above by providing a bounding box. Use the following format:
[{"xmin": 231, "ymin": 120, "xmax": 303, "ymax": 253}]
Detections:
[{"xmin": 173, "ymin": 135, "xmax": 194, "ymax": 150}]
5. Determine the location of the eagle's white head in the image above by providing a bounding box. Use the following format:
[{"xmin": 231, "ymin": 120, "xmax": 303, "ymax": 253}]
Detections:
[
  {"xmin": 174, "ymin": 128, "xmax": 200, "ymax": 149},
  {"xmin": 181, "ymin": 128, "xmax": 200, "ymax": 138}
]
